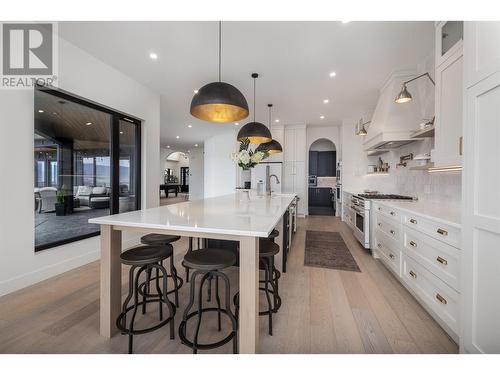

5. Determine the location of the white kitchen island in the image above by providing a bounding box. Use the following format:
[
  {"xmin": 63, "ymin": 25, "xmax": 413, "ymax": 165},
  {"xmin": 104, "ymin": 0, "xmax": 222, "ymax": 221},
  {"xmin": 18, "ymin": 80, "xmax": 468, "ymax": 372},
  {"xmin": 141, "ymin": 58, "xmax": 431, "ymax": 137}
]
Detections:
[{"xmin": 89, "ymin": 192, "xmax": 296, "ymax": 354}]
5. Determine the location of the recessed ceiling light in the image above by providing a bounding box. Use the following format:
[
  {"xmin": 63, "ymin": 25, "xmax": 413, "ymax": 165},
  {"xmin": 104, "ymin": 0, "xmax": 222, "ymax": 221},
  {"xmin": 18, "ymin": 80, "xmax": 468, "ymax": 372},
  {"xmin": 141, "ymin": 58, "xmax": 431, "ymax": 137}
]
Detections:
[
  {"xmin": 275, "ymin": 119, "xmax": 280, "ymax": 123},
  {"xmin": 341, "ymin": 21, "xmax": 350, "ymax": 24},
  {"xmin": 149, "ymin": 52, "xmax": 158, "ymax": 60},
  {"xmin": 235, "ymin": 122, "xmax": 239, "ymax": 126},
  {"xmin": 85, "ymin": 122, "xmax": 92, "ymax": 126},
  {"xmin": 119, "ymin": 131, "xmax": 124, "ymax": 135},
  {"xmin": 329, "ymin": 72, "xmax": 337, "ymax": 78},
  {"xmin": 320, "ymin": 115, "xmax": 325, "ymax": 119},
  {"xmin": 323, "ymin": 99, "xmax": 329, "ymax": 104},
  {"xmin": 166, "ymin": 145, "xmax": 170, "ymax": 148},
  {"xmin": 38, "ymin": 109, "xmax": 44, "ymax": 113},
  {"xmin": 176, "ymin": 135, "xmax": 180, "ymax": 139},
  {"xmin": 194, "ymin": 144, "xmax": 198, "ymax": 147},
  {"xmin": 188, "ymin": 124, "xmax": 192, "ymax": 128},
  {"xmin": 193, "ymin": 89, "xmax": 199, "ymax": 94}
]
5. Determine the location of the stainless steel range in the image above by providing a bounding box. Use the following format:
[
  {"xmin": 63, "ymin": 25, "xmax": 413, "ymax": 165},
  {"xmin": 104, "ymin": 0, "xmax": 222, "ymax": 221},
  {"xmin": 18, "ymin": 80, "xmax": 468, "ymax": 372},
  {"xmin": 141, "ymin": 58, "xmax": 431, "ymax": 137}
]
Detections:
[{"xmin": 350, "ymin": 193, "xmax": 415, "ymax": 249}]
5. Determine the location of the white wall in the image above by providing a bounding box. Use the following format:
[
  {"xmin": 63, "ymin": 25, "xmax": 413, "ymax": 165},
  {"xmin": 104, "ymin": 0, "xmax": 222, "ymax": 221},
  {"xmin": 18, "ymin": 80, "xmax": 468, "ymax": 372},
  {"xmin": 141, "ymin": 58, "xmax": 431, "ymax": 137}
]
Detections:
[
  {"xmin": 204, "ymin": 130, "xmax": 237, "ymax": 198},
  {"xmin": 0, "ymin": 36, "xmax": 161, "ymax": 296},
  {"xmin": 188, "ymin": 148, "xmax": 204, "ymax": 200},
  {"xmin": 306, "ymin": 125, "xmax": 341, "ymax": 157}
]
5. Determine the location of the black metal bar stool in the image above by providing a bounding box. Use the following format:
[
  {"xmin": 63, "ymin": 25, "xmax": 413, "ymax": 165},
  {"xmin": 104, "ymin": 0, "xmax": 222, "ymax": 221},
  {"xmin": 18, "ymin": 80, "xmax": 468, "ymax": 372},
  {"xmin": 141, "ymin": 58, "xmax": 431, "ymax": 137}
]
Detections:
[
  {"xmin": 116, "ymin": 245, "xmax": 176, "ymax": 354},
  {"xmin": 139, "ymin": 234, "xmax": 183, "ymax": 308},
  {"xmin": 178, "ymin": 248, "xmax": 238, "ymax": 354},
  {"xmin": 233, "ymin": 238, "xmax": 282, "ymax": 335},
  {"xmin": 183, "ymin": 237, "xmax": 203, "ymax": 283}
]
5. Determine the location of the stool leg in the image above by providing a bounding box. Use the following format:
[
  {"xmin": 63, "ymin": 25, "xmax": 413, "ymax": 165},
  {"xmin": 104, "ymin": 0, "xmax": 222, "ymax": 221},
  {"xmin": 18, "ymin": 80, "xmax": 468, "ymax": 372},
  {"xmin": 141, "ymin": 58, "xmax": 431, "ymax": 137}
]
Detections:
[
  {"xmin": 215, "ymin": 275, "xmax": 221, "ymax": 331},
  {"xmin": 272, "ymin": 258, "xmax": 279, "ymax": 312},
  {"xmin": 170, "ymin": 255, "xmax": 180, "ymax": 307},
  {"xmin": 120, "ymin": 265, "xmax": 136, "ymax": 331},
  {"xmin": 142, "ymin": 267, "xmax": 152, "ymax": 315},
  {"xmin": 207, "ymin": 275, "xmax": 212, "ymax": 302},
  {"xmin": 129, "ymin": 266, "xmax": 147, "ymax": 354},
  {"xmin": 157, "ymin": 263, "xmax": 175, "ymax": 340},
  {"xmin": 215, "ymin": 271, "xmax": 237, "ymax": 354},
  {"xmin": 180, "ymin": 270, "xmax": 201, "ymax": 344},
  {"xmin": 154, "ymin": 266, "xmax": 163, "ymax": 321},
  {"xmin": 262, "ymin": 259, "xmax": 273, "ymax": 336},
  {"xmin": 194, "ymin": 273, "xmax": 210, "ymax": 354}
]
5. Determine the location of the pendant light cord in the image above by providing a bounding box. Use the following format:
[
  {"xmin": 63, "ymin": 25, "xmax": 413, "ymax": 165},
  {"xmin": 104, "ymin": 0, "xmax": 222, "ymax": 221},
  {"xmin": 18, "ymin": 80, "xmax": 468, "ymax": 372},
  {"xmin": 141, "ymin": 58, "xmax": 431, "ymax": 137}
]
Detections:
[
  {"xmin": 268, "ymin": 105, "xmax": 271, "ymax": 130},
  {"xmin": 253, "ymin": 77, "xmax": 256, "ymax": 123},
  {"xmin": 218, "ymin": 21, "xmax": 222, "ymax": 82}
]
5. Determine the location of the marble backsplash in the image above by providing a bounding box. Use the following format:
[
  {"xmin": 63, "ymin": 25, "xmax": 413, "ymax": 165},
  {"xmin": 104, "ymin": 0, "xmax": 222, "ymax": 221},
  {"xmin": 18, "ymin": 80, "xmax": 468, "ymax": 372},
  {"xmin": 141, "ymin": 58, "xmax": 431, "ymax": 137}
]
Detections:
[{"xmin": 360, "ymin": 139, "xmax": 462, "ymax": 204}]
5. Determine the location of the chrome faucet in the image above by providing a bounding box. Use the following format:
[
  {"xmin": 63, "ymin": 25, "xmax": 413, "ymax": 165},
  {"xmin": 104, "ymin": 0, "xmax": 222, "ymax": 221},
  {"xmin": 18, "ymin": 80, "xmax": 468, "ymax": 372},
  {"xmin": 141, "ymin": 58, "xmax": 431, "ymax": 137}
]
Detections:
[{"xmin": 266, "ymin": 165, "xmax": 280, "ymax": 195}]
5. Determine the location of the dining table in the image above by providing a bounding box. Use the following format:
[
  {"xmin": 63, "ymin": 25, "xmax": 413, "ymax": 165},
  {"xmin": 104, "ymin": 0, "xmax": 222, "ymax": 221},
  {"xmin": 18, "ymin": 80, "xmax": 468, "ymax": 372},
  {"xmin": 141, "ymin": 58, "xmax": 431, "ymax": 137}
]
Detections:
[{"xmin": 89, "ymin": 191, "xmax": 296, "ymax": 353}]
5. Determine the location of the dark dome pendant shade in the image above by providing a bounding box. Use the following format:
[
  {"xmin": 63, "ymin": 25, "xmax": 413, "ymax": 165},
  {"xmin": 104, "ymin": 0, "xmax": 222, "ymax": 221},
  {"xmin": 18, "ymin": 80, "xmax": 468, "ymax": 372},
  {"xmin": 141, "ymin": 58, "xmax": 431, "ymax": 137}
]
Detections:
[
  {"xmin": 256, "ymin": 104, "xmax": 282, "ymax": 154},
  {"xmin": 237, "ymin": 73, "xmax": 272, "ymax": 144},
  {"xmin": 190, "ymin": 22, "xmax": 249, "ymax": 123}
]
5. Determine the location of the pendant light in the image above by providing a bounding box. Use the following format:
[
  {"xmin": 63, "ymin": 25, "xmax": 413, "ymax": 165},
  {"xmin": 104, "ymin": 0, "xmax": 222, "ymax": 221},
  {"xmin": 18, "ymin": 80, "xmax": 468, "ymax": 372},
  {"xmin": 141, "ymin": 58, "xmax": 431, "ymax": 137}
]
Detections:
[
  {"xmin": 190, "ymin": 22, "xmax": 249, "ymax": 122},
  {"xmin": 237, "ymin": 73, "xmax": 272, "ymax": 144},
  {"xmin": 257, "ymin": 104, "xmax": 282, "ymax": 154}
]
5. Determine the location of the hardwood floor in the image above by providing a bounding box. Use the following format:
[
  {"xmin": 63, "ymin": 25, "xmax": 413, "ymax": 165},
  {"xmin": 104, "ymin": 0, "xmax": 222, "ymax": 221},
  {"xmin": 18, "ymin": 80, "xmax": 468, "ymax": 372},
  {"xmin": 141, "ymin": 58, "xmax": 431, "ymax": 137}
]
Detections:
[{"xmin": 0, "ymin": 215, "xmax": 458, "ymax": 354}]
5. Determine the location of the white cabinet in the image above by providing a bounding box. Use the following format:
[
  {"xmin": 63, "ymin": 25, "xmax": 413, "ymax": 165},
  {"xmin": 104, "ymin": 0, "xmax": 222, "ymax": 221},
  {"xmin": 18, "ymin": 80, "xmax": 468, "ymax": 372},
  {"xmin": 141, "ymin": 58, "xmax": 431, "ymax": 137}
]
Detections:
[
  {"xmin": 465, "ymin": 21, "xmax": 500, "ymax": 88},
  {"xmin": 282, "ymin": 125, "xmax": 307, "ymax": 215},
  {"xmin": 434, "ymin": 48, "xmax": 464, "ymax": 167},
  {"xmin": 433, "ymin": 22, "xmax": 464, "ymax": 168},
  {"xmin": 461, "ymin": 68, "xmax": 500, "ymax": 353},
  {"xmin": 435, "ymin": 21, "xmax": 464, "ymax": 68},
  {"xmin": 372, "ymin": 202, "xmax": 461, "ymax": 341}
]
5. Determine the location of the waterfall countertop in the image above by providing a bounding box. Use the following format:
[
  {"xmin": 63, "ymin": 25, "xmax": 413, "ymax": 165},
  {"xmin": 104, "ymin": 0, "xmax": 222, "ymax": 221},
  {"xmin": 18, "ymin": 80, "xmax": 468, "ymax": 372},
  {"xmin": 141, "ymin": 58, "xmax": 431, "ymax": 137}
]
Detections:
[{"xmin": 89, "ymin": 192, "xmax": 297, "ymax": 237}]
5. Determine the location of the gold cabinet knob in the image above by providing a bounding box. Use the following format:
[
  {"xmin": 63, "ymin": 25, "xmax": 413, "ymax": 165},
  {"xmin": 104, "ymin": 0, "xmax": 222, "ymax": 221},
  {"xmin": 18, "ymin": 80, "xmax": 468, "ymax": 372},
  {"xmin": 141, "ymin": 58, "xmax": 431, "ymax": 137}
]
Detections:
[
  {"xmin": 436, "ymin": 256, "xmax": 448, "ymax": 265},
  {"xmin": 436, "ymin": 293, "xmax": 447, "ymax": 305},
  {"xmin": 390, "ymin": 211, "xmax": 395, "ymax": 216},
  {"xmin": 377, "ymin": 243, "xmax": 382, "ymax": 248},
  {"xmin": 409, "ymin": 218, "xmax": 417, "ymax": 224},
  {"xmin": 389, "ymin": 253, "xmax": 395, "ymax": 259},
  {"xmin": 390, "ymin": 229, "xmax": 395, "ymax": 235},
  {"xmin": 409, "ymin": 240, "xmax": 417, "ymax": 247},
  {"xmin": 437, "ymin": 228, "xmax": 448, "ymax": 236},
  {"xmin": 409, "ymin": 270, "xmax": 417, "ymax": 279}
]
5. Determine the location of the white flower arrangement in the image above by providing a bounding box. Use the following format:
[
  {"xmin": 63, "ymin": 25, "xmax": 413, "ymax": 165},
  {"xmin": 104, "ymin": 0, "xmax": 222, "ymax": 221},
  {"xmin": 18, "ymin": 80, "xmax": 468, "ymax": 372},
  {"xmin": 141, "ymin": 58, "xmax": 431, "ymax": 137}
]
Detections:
[{"xmin": 231, "ymin": 138, "xmax": 269, "ymax": 170}]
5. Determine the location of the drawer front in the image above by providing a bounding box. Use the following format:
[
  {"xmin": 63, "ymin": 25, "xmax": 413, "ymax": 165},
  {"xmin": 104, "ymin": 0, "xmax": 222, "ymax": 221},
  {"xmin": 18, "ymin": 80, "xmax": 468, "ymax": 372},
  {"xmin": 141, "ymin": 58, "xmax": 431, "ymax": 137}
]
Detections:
[
  {"xmin": 403, "ymin": 226, "xmax": 460, "ymax": 291},
  {"xmin": 404, "ymin": 212, "xmax": 461, "ymax": 248},
  {"xmin": 374, "ymin": 229, "xmax": 402, "ymax": 276},
  {"xmin": 375, "ymin": 214, "xmax": 402, "ymax": 243},
  {"xmin": 402, "ymin": 254, "xmax": 459, "ymax": 334},
  {"xmin": 373, "ymin": 202, "xmax": 402, "ymax": 223}
]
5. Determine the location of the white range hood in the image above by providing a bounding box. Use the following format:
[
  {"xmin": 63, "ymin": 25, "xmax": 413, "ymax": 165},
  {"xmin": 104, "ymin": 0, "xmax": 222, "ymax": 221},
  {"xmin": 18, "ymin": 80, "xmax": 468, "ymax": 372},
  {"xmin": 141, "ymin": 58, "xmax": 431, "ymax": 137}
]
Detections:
[{"xmin": 363, "ymin": 71, "xmax": 427, "ymax": 153}]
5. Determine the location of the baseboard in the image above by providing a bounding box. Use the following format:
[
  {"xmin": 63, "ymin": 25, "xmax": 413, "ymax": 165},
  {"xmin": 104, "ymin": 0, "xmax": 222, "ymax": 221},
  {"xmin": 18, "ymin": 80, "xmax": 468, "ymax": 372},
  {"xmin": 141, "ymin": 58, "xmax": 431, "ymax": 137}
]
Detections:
[{"xmin": 0, "ymin": 234, "xmax": 141, "ymax": 297}]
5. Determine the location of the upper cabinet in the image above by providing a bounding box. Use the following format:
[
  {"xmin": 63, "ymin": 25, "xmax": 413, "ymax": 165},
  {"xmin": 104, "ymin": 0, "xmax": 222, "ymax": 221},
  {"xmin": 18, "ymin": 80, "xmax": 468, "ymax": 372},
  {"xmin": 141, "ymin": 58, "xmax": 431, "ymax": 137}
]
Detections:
[
  {"xmin": 433, "ymin": 21, "xmax": 464, "ymax": 168},
  {"xmin": 436, "ymin": 21, "xmax": 464, "ymax": 68},
  {"xmin": 464, "ymin": 22, "xmax": 500, "ymax": 88}
]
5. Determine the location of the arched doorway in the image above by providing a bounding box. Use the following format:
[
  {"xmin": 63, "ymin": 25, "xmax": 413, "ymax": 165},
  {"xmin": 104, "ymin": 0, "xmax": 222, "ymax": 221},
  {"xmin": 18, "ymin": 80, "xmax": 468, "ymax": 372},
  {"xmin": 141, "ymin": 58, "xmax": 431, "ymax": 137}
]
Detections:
[
  {"xmin": 161, "ymin": 151, "xmax": 189, "ymax": 202},
  {"xmin": 308, "ymin": 138, "xmax": 336, "ymax": 216}
]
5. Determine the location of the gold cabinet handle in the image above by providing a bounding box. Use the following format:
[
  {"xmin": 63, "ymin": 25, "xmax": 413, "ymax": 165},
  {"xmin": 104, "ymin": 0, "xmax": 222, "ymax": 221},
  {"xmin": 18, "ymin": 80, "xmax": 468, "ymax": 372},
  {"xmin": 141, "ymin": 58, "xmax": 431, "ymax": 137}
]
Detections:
[
  {"xmin": 390, "ymin": 229, "xmax": 395, "ymax": 235},
  {"xmin": 409, "ymin": 218, "xmax": 417, "ymax": 224},
  {"xmin": 436, "ymin": 256, "xmax": 448, "ymax": 265},
  {"xmin": 437, "ymin": 228, "xmax": 448, "ymax": 236},
  {"xmin": 436, "ymin": 293, "xmax": 447, "ymax": 305},
  {"xmin": 389, "ymin": 253, "xmax": 395, "ymax": 259},
  {"xmin": 409, "ymin": 240, "xmax": 417, "ymax": 247},
  {"xmin": 459, "ymin": 136, "xmax": 463, "ymax": 156},
  {"xmin": 390, "ymin": 211, "xmax": 395, "ymax": 216},
  {"xmin": 409, "ymin": 270, "xmax": 417, "ymax": 279}
]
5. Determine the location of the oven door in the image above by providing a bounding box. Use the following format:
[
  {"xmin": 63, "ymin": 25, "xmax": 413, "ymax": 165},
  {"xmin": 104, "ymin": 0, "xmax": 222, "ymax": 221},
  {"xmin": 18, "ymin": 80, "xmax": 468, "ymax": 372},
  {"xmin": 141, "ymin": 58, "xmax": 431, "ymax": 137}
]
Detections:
[{"xmin": 352, "ymin": 208, "xmax": 369, "ymax": 248}]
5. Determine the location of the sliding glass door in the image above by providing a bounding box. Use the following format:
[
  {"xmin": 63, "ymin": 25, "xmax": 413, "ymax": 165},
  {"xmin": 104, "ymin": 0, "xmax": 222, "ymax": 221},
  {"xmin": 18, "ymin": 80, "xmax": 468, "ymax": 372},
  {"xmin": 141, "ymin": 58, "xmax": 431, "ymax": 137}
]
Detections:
[{"xmin": 34, "ymin": 86, "xmax": 141, "ymax": 251}]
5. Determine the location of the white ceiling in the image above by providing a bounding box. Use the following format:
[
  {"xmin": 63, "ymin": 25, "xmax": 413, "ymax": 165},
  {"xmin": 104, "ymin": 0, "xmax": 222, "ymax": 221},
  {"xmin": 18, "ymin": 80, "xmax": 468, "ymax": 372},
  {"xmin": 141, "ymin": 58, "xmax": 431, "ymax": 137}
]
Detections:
[{"xmin": 59, "ymin": 21, "xmax": 434, "ymax": 152}]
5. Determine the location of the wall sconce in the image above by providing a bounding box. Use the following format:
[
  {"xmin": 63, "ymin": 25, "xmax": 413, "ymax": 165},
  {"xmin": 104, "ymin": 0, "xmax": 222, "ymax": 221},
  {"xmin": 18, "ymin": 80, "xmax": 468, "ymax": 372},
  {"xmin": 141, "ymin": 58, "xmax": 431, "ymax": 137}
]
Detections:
[
  {"xmin": 395, "ymin": 72, "xmax": 435, "ymax": 104},
  {"xmin": 355, "ymin": 118, "xmax": 371, "ymax": 136}
]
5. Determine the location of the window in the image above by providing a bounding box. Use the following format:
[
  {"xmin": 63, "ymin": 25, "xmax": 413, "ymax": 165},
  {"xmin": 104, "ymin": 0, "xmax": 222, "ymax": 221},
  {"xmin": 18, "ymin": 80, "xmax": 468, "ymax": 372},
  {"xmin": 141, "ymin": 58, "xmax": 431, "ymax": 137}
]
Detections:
[{"xmin": 34, "ymin": 87, "xmax": 141, "ymax": 251}]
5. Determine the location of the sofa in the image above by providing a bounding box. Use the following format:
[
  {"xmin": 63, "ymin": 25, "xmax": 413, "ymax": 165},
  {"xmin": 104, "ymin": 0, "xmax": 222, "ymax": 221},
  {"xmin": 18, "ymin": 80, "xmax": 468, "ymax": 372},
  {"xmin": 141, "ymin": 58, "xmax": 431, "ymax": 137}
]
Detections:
[
  {"xmin": 34, "ymin": 187, "xmax": 58, "ymax": 213},
  {"xmin": 75, "ymin": 186, "xmax": 110, "ymax": 209}
]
